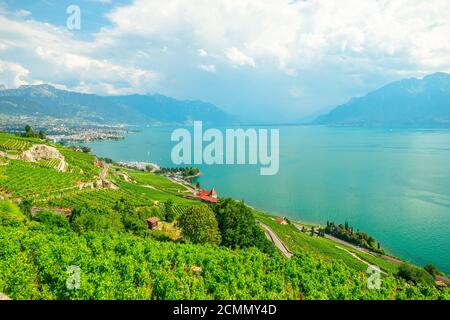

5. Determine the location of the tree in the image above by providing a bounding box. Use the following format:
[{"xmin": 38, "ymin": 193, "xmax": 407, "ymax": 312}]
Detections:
[
  {"xmin": 38, "ymin": 130, "xmax": 46, "ymax": 140},
  {"xmin": 397, "ymin": 263, "xmax": 435, "ymax": 286},
  {"xmin": 23, "ymin": 125, "xmax": 37, "ymax": 138},
  {"xmin": 212, "ymin": 198, "xmax": 274, "ymax": 253},
  {"xmin": 164, "ymin": 199, "xmax": 176, "ymax": 222},
  {"xmin": 24, "ymin": 124, "xmax": 32, "ymax": 134},
  {"xmin": 424, "ymin": 264, "xmax": 438, "ymax": 277},
  {"xmin": 19, "ymin": 198, "xmax": 33, "ymax": 219},
  {"xmin": 33, "ymin": 211, "xmax": 69, "ymax": 230},
  {"xmin": 178, "ymin": 205, "xmax": 221, "ymax": 245},
  {"xmin": 70, "ymin": 206, "xmax": 123, "ymax": 233},
  {"xmin": 80, "ymin": 146, "xmax": 91, "ymax": 153},
  {"xmin": 114, "ymin": 198, "xmax": 146, "ymax": 235}
]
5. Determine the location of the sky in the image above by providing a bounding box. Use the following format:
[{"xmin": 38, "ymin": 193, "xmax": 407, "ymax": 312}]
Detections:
[{"xmin": 1, "ymin": 0, "xmax": 450, "ymax": 122}]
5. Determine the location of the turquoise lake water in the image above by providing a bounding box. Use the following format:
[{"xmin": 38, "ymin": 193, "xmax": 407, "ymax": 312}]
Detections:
[{"xmin": 82, "ymin": 125, "xmax": 450, "ymax": 273}]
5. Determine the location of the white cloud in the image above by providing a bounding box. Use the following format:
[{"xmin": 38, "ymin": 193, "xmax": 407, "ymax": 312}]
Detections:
[
  {"xmin": 197, "ymin": 48, "xmax": 208, "ymax": 57},
  {"xmin": 0, "ymin": 8, "xmax": 159, "ymax": 94},
  {"xmin": 97, "ymin": 0, "xmax": 450, "ymax": 76},
  {"xmin": 225, "ymin": 47, "xmax": 255, "ymax": 67},
  {"xmin": 2, "ymin": 0, "xmax": 450, "ymax": 119},
  {"xmin": 0, "ymin": 61, "xmax": 31, "ymax": 87},
  {"xmin": 15, "ymin": 9, "xmax": 31, "ymax": 17},
  {"xmin": 198, "ymin": 64, "xmax": 216, "ymax": 73}
]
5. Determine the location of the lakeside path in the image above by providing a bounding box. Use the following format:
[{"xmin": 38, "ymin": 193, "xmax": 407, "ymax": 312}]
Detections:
[
  {"xmin": 262, "ymin": 220, "xmax": 389, "ymax": 271},
  {"xmin": 259, "ymin": 222, "xmax": 293, "ymax": 258},
  {"xmin": 334, "ymin": 245, "xmax": 388, "ymax": 275},
  {"xmin": 292, "ymin": 223, "xmax": 450, "ymax": 284}
]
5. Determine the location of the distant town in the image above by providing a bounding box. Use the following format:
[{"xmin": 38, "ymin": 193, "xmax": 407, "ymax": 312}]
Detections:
[{"xmin": 0, "ymin": 114, "xmax": 131, "ymax": 143}]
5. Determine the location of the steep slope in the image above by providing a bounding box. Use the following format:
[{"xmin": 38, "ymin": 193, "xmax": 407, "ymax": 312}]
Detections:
[
  {"xmin": 0, "ymin": 84, "xmax": 232, "ymax": 125},
  {"xmin": 109, "ymin": 94, "xmax": 233, "ymax": 124},
  {"xmin": 316, "ymin": 72, "xmax": 450, "ymax": 126}
]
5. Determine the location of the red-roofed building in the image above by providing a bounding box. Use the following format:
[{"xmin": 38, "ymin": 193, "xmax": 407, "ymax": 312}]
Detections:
[
  {"xmin": 209, "ymin": 188, "xmax": 217, "ymax": 198},
  {"xmin": 276, "ymin": 217, "xmax": 288, "ymax": 225},
  {"xmin": 196, "ymin": 188, "xmax": 218, "ymax": 203},
  {"xmin": 146, "ymin": 217, "xmax": 160, "ymax": 229}
]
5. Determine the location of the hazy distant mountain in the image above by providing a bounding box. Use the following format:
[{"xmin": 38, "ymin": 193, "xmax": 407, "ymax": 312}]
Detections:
[
  {"xmin": 315, "ymin": 72, "xmax": 450, "ymax": 127},
  {"xmin": 0, "ymin": 84, "xmax": 233, "ymax": 125},
  {"xmin": 109, "ymin": 94, "xmax": 232, "ymax": 124}
]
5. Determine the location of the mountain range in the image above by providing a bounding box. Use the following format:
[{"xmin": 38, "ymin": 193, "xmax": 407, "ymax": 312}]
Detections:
[
  {"xmin": 2, "ymin": 72, "xmax": 450, "ymax": 127},
  {"xmin": 315, "ymin": 72, "xmax": 450, "ymax": 127},
  {"xmin": 0, "ymin": 84, "xmax": 233, "ymax": 125}
]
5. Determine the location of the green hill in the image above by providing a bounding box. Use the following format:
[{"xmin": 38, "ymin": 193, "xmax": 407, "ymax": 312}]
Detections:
[
  {"xmin": 0, "ymin": 84, "xmax": 233, "ymax": 125},
  {"xmin": 0, "ymin": 132, "xmax": 448, "ymax": 300}
]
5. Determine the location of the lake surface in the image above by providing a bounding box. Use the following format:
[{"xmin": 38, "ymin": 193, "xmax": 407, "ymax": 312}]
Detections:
[{"xmin": 82, "ymin": 125, "xmax": 450, "ymax": 273}]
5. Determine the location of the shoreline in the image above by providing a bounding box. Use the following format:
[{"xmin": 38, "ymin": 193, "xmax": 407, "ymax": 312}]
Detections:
[{"xmin": 79, "ymin": 132, "xmax": 450, "ymax": 276}]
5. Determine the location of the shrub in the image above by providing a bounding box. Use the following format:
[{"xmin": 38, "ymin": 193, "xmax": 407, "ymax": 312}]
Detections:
[
  {"xmin": 0, "ymin": 200, "xmax": 24, "ymax": 227},
  {"xmin": 397, "ymin": 263, "xmax": 435, "ymax": 286},
  {"xmin": 19, "ymin": 198, "xmax": 33, "ymax": 220},
  {"xmin": 71, "ymin": 206, "xmax": 123, "ymax": 233},
  {"xmin": 423, "ymin": 264, "xmax": 439, "ymax": 277},
  {"xmin": 33, "ymin": 211, "xmax": 70, "ymax": 230},
  {"xmin": 178, "ymin": 205, "xmax": 221, "ymax": 245},
  {"xmin": 164, "ymin": 199, "xmax": 176, "ymax": 222}
]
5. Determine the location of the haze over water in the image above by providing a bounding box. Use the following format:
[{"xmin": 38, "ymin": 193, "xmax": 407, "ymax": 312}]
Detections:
[{"xmin": 82, "ymin": 126, "xmax": 450, "ymax": 273}]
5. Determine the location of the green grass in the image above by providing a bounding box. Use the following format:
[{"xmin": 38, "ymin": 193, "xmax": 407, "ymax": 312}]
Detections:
[
  {"xmin": 42, "ymin": 188, "xmax": 152, "ymax": 210},
  {"xmin": 116, "ymin": 180, "xmax": 197, "ymax": 205},
  {"xmin": 125, "ymin": 170, "xmax": 188, "ymax": 193},
  {"xmin": 254, "ymin": 211, "xmax": 399, "ymax": 274},
  {"xmin": 41, "ymin": 181, "xmax": 197, "ymax": 212}
]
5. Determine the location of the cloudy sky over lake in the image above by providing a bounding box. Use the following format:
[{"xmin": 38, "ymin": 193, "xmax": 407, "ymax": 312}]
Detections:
[{"xmin": 1, "ymin": 0, "xmax": 450, "ymax": 121}]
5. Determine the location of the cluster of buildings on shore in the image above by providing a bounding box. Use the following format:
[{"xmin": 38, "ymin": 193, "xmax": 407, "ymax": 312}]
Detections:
[
  {"xmin": 48, "ymin": 129, "xmax": 125, "ymax": 143},
  {"xmin": 116, "ymin": 161, "xmax": 160, "ymax": 172}
]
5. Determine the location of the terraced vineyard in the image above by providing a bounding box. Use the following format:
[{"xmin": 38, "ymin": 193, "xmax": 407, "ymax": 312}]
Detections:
[
  {"xmin": 0, "ymin": 160, "xmax": 83, "ymax": 198},
  {"xmin": 116, "ymin": 180, "xmax": 196, "ymax": 205},
  {"xmin": 0, "ymin": 138, "xmax": 31, "ymax": 151},
  {"xmin": 0, "ymin": 131, "xmax": 448, "ymax": 301},
  {"xmin": 172, "ymin": 204, "xmax": 189, "ymax": 216},
  {"xmin": 36, "ymin": 159, "xmax": 61, "ymax": 169},
  {"xmin": 43, "ymin": 188, "xmax": 155, "ymax": 210},
  {"xmin": 58, "ymin": 148, "xmax": 100, "ymax": 178}
]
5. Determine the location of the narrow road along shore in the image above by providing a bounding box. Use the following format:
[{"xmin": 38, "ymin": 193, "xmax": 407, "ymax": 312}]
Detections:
[{"xmin": 259, "ymin": 222, "xmax": 293, "ymax": 258}]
